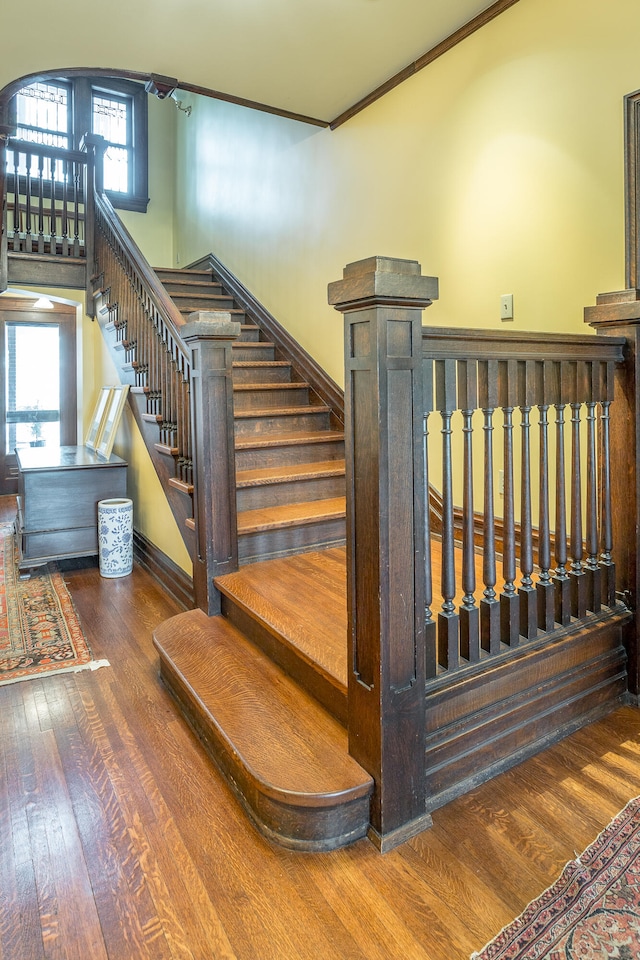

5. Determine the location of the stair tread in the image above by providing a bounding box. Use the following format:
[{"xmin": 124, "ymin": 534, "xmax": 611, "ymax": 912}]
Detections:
[
  {"xmin": 235, "ymin": 430, "xmax": 344, "ymax": 450},
  {"xmin": 235, "ymin": 404, "xmax": 329, "ymax": 419},
  {"xmin": 216, "ymin": 548, "xmax": 348, "ymax": 690},
  {"xmin": 236, "ymin": 460, "xmax": 346, "ymax": 487},
  {"xmin": 233, "ymin": 361, "xmax": 291, "ymax": 368},
  {"xmin": 237, "ymin": 497, "xmax": 346, "ymax": 534},
  {"xmin": 154, "ymin": 610, "xmax": 372, "ymax": 807},
  {"xmin": 154, "ymin": 268, "xmax": 212, "ymax": 278}
]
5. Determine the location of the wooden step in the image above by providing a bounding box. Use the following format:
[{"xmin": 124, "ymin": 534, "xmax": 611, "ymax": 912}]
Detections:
[
  {"xmin": 234, "ymin": 430, "xmax": 345, "ymax": 470},
  {"xmin": 232, "ymin": 361, "xmax": 293, "ymax": 383},
  {"xmin": 232, "ymin": 382, "xmax": 310, "ymax": 411},
  {"xmin": 237, "ymin": 497, "xmax": 346, "ymax": 562},
  {"xmin": 236, "ymin": 460, "xmax": 345, "ymax": 510},
  {"xmin": 216, "ymin": 548, "xmax": 348, "ymax": 722},
  {"xmin": 234, "ymin": 405, "xmax": 331, "ymax": 437},
  {"xmin": 153, "ymin": 609, "xmax": 372, "ymax": 851},
  {"xmin": 160, "ymin": 279, "xmax": 225, "ymax": 295},
  {"xmin": 170, "ymin": 292, "xmax": 236, "ymax": 311},
  {"xmin": 232, "ymin": 341, "xmax": 276, "ymax": 362},
  {"xmin": 154, "ymin": 267, "xmax": 213, "ymax": 283}
]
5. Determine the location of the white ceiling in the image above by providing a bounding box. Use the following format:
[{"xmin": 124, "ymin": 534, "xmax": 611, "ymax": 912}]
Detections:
[{"xmin": 147, "ymin": 0, "xmax": 513, "ymax": 122}]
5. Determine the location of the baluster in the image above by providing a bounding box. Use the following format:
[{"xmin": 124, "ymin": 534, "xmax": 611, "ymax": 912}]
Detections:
[
  {"xmin": 518, "ymin": 361, "xmax": 537, "ymax": 639},
  {"xmin": 49, "ymin": 156, "xmax": 57, "ymax": 254},
  {"xmin": 458, "ymin": 359, "xmax": 480, "ymax": 662},
  {"xmin": 499, "ymin": 360, "xmax": 520, "ymax": 646},
  {"xmin": 536, "ymin": 361, "xmax": 556, "ymax": 631},
  {"xmin": 585, "ymin": 362, "xmax": 601, "ymax": 612},
  {"xmin": 73, "ymin": 162, "xmax": 80, "ymax": 257},
  {"xmin": 423, "ymin": 359, "xmax": 437, "ymax": 678},
  {"xmin": 37, "ymin": 152, "xmax": 45, "ymax": 253},
  {"xmin": 24, "ymin": 149, "xmax": 33, "ymax": 253},
  {"xmin": 554, "ymin": 363, "xmax": 571, "ymax": 625},
  {"xmin": 436, "ymin": 359, "xmax": 459, "ymax": 670},
  {"xmin": 11, "ymin": 148, "xmax": 21, "ymax": 250},
  {"xmin": 479, "ymin": 360, "xmax": 500, "ymax": 654},
  {"xmin": 599, "ymin": 362, "xmax": 616, "ymax": 606},
  {"xmin": 569, "ymin": 363, "xmax": 587, "ymax": 618},
  {"xmin": 61, "ymin": 158, "xmax": 69, "ymax": 256}
]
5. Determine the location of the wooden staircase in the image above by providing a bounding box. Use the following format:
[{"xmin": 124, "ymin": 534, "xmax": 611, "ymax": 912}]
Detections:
[{"xmin": 94, "ymin": 260, "xmax": 372, "ymax": 850}]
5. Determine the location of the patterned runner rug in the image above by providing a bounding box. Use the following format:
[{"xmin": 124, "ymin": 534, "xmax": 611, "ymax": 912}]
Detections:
[
  {"xmin": 472, "ymin": 795, "xmax": 640, "ymax": 959},
  {"xmin": 0, "ymin": 523, "xmax": 109, "ymax": 685}
]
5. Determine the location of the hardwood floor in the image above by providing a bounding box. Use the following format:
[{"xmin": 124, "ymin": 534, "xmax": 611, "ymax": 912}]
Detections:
[{"xmin": 2, "ymin": 496, "xmax": 640, "ymax": 959}]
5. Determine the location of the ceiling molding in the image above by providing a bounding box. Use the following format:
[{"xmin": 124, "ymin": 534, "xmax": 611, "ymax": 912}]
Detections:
[{"xmin": 329, "ymin": 0, "xmax": 523, "ymax": 129}]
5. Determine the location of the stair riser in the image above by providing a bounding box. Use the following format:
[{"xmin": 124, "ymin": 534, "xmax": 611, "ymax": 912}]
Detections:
[
  {"xmin": 219, "ymin": 595, "xmax": 348, "ymax": 724},
  {"xmin": 232, "ymin": 344, "xmax": 276, "ymax": 361},
  {"xmin": 238, "ymin": 518, "xmax": 346, "ymax": 564},
  {"xmin": 237, "ymin": 326, "xmax": 261, "ymax": 342},
  {"xmin": 171, "ymin": 295, "xmax": 236, "ymax": 311},
  {"xmin": 236, "ymin": 474, "xmax": 345, "ymax": 511},
  {"xmin": 235, "ymin": 439, "xmax": 345, "ymax": 471},
  {"xmin": 232, "ymin": 364, "xmax": 293, "ymax": 384},
  {"xmin": 233, "ymin": 386, "xmax": 310, "ymax": 410},
  {"xmin": 155, "ymin": 269, "xmax": 212, "ymax": 283},
  {"xmin": 161, "ymin": 281, "xmax": 224, "ymax": 296},
  {"xmin": 234, "ymin": 410, "xmax": 331, "ymax": 436}
]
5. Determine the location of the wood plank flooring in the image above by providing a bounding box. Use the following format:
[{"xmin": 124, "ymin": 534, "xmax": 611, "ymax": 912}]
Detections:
[{"xmin": 2, "ymin": 495, "xmax": 640, "ymax": 959}]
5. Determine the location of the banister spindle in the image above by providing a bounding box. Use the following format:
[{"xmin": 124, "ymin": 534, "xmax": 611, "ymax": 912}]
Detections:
[
  {"xmin": 599, "ymin": 362, "xmax": 616, "ymax": 607},
  {"xmin": 479, "ymin": 360, "xmax": 500, "ymax": 655},
  {"xmin": 12, "ymin": 148, "xmax": 22, "ymax": 250},
  {"xmin": 554, "ymin": 363, "xmax": 571, "ymax": 625},
  {"xmin": 37, "ymin": 152, "xmax": 45, "ymax": 253},
  {"xmin": 24, "ymin": 149, "xmax": 33, "ymax": 252},
  {"xmin": 536, "ymin": 361, "xmax": 555, "ymax": 631},
  {"xmin": 585, "ymin": 362, "xmax": 601, "ymax": 612},
  {"xmin": 49, "ymin": 156, "xmax": 57, "ymax": 254},
  {"xmin": 437, "ymin": 358, "xmax": 459, "ymax": 670},
  {"xmin": 458, "ymin": 359, "xmax": 480, "ymax": 662},
  {"xmin": 569, "ymin": 363, "xmax": 587, "ymax": 618},
  {"xmin": 61, "ymin": 159, "xmax": 69, "ymax": 256},
  {"xmin": 423, "ymin": 359, "xmax": 437, "ymax": 678},
  {"xmin": 499, "ymin": 360, "xmax": 520, "ymax": 646},
  {"xmin": 518, "ymin": 361, "xmax": 537, "ymax": 640}
]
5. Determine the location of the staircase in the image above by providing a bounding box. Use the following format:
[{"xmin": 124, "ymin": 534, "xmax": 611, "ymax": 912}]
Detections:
[{"xmin": 95, "ymin": 260, "xmax": 373, "ymax": 851}]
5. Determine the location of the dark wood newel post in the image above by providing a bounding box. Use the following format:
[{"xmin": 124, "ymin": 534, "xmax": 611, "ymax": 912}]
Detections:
[
  {"xmin": 80, "ymin": 133, "xmax": 106, "ymax": 319},
  {"xmin": 181, "ymin": 312, "xmax": 241, "ymax": 616},
  {"xmin": 329, "ymin": 255, "xmax": 439, "ymax": 851},
  {"xmin": 585, "ymin": 293, "xmax": 638, "ymax": 696}
]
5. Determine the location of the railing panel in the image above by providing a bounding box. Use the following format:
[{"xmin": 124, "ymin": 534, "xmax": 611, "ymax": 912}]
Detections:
[{"xmin": 422, "ymin": 328, "xmax": 626, "ymax": 678}]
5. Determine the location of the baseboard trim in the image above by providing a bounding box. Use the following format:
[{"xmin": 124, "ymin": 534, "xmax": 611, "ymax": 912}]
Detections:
[{"xmin": 133, "ymin": 530, "xmax": 194, "ymax": 611}]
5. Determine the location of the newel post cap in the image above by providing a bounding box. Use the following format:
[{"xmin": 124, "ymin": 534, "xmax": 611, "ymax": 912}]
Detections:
[
  {"xmin": 180, "ymin": 311, "xmax": 241, "ymax": 343},
  {"xmin": 328, "ymin": 256, "xmax": 439, "ymax": 310}
]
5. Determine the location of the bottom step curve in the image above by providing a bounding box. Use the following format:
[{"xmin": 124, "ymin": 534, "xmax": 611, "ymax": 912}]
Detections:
[{"xmin": 153, "ymin": 609, "xmax": 373, "ymax": 851}]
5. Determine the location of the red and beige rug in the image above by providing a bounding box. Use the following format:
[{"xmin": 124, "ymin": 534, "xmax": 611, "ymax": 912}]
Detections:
[
  {"xmin": 472, "ymin": 795, "xmax": 640, "ymax": 959},
  {"xmin": 0, "ymin": 523, "xmax": 108, "ymax": 685}
]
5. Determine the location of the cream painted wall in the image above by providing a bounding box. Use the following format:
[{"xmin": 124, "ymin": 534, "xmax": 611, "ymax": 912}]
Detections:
[{"xmin": 174, "ymin": 0, "xmax": 638, "ymax": 388}]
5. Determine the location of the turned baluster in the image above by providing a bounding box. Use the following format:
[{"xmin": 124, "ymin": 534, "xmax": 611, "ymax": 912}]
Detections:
[
  {"xmin": 518, "ymin": 360, "xmax": 537, "ymax": 639},
  {"xmin": 437, "ymin": 359, "xmax": 459, "ymax": 670},
  {"xmin": 479, "ymin": 360, "xmax": 500, "ymax": 655},
  {"xmin": 536, "ymin": 361, "xmax": 555, "ymax": 631},
  {"xmin": 37, "ymin": 152, "xmax": 45, "ymax": 253},
  {"xmin": 61, "ymin": 159, "xmax": 69, "ymax": 256},
  {"xmin": 458, "ymin": 359, "xmax": 480, "ymax": 662},
  {"xmin": 24, "ymin": 149, "xmax": 33, "ymax": 252},
  {"xmin": 48, "ymin": 156, "xmax": 57, "ymax": 254},
  {"xmin": 423, "ymin": 359, "xmax": 437, "ymax": 678},
  {"xmin": 72, "ymin": 162, "xmax": 80, "ymax": 257},
  {"xmin": 584, "ymin": 362, "xmax": 601, "ymax": 612},
  {"xmin": 599, "ymin": 362, "xmax": 616, "ymax": 607},
  {"xmin": 569, "ymin": 363, "xmax": 587, "ymax": 618},
  {"xmin": 499, "ymin": 359, "xmax": 520, "ymax": 646},
  {"xmin": 554, "ymin": 363, "xmax": 571, "ymax": 625},
  {"xmin": 12, "ymin": 147, "xmax": 22, "ymax": 250}
]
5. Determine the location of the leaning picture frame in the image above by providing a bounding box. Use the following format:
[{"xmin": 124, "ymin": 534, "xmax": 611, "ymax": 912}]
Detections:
[
  {"xmin": 96, "ymin": 385, "xmax": 129, "ymax": 460},
  {"xmin": 84, "ymin": 386, "xmax": 113, "ymax": 451}
]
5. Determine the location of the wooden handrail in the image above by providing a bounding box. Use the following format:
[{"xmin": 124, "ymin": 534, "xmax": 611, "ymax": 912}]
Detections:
[{"xmin": 422, "ymin": 326, "xmax": 627, "ymax": 362}]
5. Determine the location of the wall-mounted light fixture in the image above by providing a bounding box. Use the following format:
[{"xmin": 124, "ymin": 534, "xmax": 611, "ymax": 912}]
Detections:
[{"xmin": 145, "ymin": 74, "xmax": 191, "ymax": 116}]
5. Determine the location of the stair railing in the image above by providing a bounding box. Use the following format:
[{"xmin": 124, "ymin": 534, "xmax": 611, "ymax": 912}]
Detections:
[
  {"xmin": 330, "ymin": 254, "xmax": 629, "ymax": 851},
  {"xmin": 84, "ymin": 135, "xmax": 239, "ymax": 612}
]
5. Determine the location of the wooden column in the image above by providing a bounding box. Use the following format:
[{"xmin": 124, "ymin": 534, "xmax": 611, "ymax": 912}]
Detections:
[
  {"xmin": 329, "ymin": 255, "xmax": 438, "ymax": 851},
  {"xmin": 80, "ymin": 133, "xmax": 106, "ymax": 319},
  {"xmin": 0, "ymin": 136, "xmax": 7, "ymax": 294},
  {"xmin": 181, "ymin": 312, "xmax": 241, "ymax": 616},
  {"xmin": 585, "ymin": 292, "xmax": 638, "ymax": 694}
]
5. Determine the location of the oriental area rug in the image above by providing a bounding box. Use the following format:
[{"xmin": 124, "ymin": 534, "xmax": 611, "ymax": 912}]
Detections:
[
  {"xmin": 472, "ymin": 795, "xmax": 640, "ymax": 959},
  {"xmin": 0, "ymin": 523, "xmax": 108, "ymax": 685}
]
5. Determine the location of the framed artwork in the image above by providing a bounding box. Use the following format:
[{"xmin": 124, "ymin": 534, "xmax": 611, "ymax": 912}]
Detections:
[
  {"xmin": 96, "ymin": 384, "xmax": 130, "ymax": 460},
  {"xmin": 84, "ymin": 386, "xmax": 113, "ymax": 450}
]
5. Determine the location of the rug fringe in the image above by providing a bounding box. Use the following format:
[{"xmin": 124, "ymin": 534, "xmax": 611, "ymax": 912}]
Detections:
[{"xmin": 0, "ymin": 658, "xmax": 110, "ymax": 687}]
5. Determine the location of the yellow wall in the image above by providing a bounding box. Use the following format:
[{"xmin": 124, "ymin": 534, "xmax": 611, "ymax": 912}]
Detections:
[{"xmin": 174, "ymin": 0, "xmax": 638, "ymax": 387}]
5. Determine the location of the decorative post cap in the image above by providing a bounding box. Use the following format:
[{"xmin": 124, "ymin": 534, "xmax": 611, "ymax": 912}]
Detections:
[
  {"xmin": 180, "ymin": 311, "xmax": 242, "ymax": 342},
  {"xmin": 328, "ymin": 256, "xmax": 439, "ymax": 310}
]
